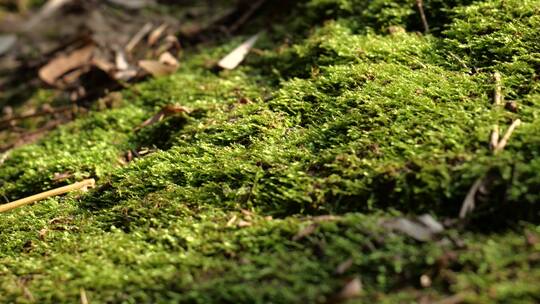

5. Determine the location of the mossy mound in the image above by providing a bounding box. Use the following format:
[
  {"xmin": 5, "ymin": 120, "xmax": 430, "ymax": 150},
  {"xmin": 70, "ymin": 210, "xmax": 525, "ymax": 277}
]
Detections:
[{"xmin": 1, "ymin": 0, "xmax": 540, "ymax": 302}]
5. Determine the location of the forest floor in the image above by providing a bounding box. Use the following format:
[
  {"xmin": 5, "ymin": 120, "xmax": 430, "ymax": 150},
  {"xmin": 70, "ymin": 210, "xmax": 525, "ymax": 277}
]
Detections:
[{"xmin": 1, "ymin": 0, "xmax": 540, "ymax": 303}]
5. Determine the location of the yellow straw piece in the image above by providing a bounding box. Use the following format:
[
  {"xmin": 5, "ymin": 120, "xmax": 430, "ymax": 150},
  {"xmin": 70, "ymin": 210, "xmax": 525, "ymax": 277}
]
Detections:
[{"xmin": 0, "ymin": 179, "xmax": 95, "ymax": 213}]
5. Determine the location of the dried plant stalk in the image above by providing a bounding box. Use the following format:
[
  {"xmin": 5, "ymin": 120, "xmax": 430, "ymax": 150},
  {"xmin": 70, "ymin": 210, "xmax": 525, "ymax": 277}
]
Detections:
[
  {"xmin": 0, "ymin": 179, "xmax": 95, "ymax": 213},
  {"xmin": 494, "ymin": 119, "xmax": 522, "ymax": 153},
  {"xmin": 493, "ymin": 72, "xmax": 502, "ymax": 106}
]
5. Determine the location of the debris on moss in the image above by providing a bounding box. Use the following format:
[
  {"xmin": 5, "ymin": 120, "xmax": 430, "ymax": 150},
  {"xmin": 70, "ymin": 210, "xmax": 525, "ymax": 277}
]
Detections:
[{"xmin": 1, "ymin": 0, "xmax": 540, "ymax": 302}]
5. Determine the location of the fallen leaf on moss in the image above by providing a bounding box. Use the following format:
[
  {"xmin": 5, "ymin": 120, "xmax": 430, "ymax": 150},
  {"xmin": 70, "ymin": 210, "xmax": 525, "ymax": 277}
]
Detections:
[{"xmin": 39, "ymin": 45, "xmax": 95, "ymax": 86}]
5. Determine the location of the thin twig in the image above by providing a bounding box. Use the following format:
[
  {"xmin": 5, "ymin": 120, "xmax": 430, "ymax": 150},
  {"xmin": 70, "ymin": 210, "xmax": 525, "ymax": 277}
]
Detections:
[
  {"xmin": 493, "ymin": 71, "xmax": 502, "ymax": 106},
  {"xmin": 0, "ymin": 179, "xmax": 95, "ymax": 213},
  {"xmin": 416, "ymin": 0, "xmax": 430, "ymax": 33},
  {"xmin": 228, "ymin": 0, "xmax": 267, "ymax": 33},
  {"xmin": 494, "ymin": 119, "xmax": 522, "ymax": 153}
]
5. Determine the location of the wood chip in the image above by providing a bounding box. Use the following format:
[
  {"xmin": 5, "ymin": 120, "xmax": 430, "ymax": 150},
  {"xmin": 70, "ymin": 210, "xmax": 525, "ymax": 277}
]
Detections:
[
  {"xmin": 38, "ymin": 45, "xmax": 95, "ymax": 86},
  {"xmin": 217, "ymin": 33, "xmax": 260, "ymax": 70}
]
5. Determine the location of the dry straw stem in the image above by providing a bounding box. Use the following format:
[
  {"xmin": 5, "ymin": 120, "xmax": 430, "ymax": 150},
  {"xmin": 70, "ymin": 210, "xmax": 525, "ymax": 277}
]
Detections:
[
  {"xmin": 493, "ymin": 72, "xmax": 503, "ymax": 106},
  {"xmin": 0, "ymin": 179, "xmax": 95, "ymax": 213},
  {"xmin": 490, "ymin": 125, "xmax": 500, "ymax": 151}
]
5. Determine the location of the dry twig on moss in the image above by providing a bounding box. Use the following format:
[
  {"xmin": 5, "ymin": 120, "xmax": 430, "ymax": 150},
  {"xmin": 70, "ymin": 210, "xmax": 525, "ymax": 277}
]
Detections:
[
  {"xmin": 0, "ymin": 179, "xmax": 95, "ymax": 213},
  {"xmin": 493, "ymin": 71, "xmax": 503, "ymax": 106},
  {"xmin": 494, "ymin": 119, "xmax": 522, "ymax": 153}
]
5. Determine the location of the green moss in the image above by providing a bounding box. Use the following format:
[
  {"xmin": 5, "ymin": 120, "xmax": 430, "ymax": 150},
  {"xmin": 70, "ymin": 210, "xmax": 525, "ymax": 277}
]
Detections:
[{"xmin": 1, "ymin": 0, "xmax": 540, "ymax": 302}]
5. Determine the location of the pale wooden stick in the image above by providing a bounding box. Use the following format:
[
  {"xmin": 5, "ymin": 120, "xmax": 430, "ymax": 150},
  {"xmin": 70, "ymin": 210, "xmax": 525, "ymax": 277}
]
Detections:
[
  {"xmin": 494, "ymin": 119, "xmax": 522, "ymax": 153},
  {"xmin": 0, "ymin": 179, "xmax": 95, "ymax": 213},
  {"xmin": 416, "ymin": 0, "xmax": 430, "ymax": 33},
  {"xmin": 493, "ymin": 72, "xmax": 502, "ymax": 106}
]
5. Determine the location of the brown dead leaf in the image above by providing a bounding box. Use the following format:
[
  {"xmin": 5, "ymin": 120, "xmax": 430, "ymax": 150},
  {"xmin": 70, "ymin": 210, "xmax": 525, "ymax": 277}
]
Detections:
[
  {"xmin": 138, "ymin": 60, "xmax": 177, "ymax": 77},
  {"xmin": 39, "ymin": 45, "xmax": 95, "ymax": 86}
]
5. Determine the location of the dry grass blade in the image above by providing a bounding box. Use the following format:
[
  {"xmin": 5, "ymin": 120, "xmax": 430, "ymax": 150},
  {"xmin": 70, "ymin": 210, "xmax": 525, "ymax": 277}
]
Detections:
[
  {"xmin": 334, "ymin": 277, "xmax": 363, "ymax": 302},
  {"xmin": 0, "ymin": 179, "xmax": 96, "ymax": 213}
]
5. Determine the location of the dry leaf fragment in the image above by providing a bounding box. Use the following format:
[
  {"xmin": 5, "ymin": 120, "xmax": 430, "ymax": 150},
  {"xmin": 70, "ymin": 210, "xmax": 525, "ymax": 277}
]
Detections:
[
  {"xmin": 135, "ymin": 104, "xmax": 191, "ymax": 130},
  {"xmin": 217, "ymin": 33, "xmax": 260, "ymax": 70},
  {"xmin": 39, "ymin": 45, "xmax": 95, "ymax": 86},
  {"xmin": 138, "ymin": 60, "xmax": 177, "ymax": 77},
  {"xmin": 335, "ymin": 277, "xmax": 363, "ymax": 301},
  {"xmin": 0, "ymin": 34, "xmax": 17, "ymax": 56},
  {"xmin": 159, "ymin": 52, "xmax": 179, "ymax": 67}
]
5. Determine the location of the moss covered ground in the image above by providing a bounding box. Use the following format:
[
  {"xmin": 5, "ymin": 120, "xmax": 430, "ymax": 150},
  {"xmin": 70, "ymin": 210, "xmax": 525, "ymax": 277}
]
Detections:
[{"xmin": 1, "ymin": 0, "xmax": 540, "ymax": 302}]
